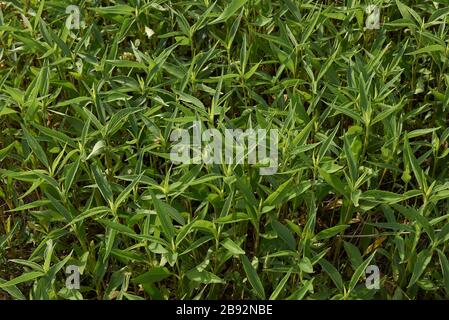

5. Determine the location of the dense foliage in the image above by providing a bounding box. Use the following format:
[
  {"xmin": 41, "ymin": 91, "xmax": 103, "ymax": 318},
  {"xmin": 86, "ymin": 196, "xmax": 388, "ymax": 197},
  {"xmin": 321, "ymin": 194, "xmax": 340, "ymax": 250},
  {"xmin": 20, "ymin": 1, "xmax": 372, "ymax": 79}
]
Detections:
[{"xmin": 1, "ymin": 0, "xmax": 449, "ymax": 300}]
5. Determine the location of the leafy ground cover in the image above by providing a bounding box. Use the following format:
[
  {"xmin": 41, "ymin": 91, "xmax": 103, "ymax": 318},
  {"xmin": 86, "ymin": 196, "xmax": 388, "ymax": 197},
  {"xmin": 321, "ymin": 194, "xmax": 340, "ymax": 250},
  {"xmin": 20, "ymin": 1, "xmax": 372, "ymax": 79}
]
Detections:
[{"xmin": 1, "ymin": 0, "xmax": 449, "ymax": 300}]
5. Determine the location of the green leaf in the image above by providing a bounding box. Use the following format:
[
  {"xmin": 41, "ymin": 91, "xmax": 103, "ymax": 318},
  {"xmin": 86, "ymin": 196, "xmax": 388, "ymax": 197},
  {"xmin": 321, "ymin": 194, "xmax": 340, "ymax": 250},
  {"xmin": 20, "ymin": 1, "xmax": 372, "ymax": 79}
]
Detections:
[
  {"xmin": 150, "ymin": 191, "xmax": 176, "ymax": 239},
  {"xmin": 46, "ymin": 192, "xmax": 73, "ymax": 222},
  {"xmin": 154, "ymin": 199, "xmax": 185, "ymax": 226},
  {"xmin": 361, "ymin": 190, "xmax": 409, "ymax": 204},
  {"xmin": 343, "ymin": 134, "xmax": 358, "ymax": 183},
  {"xmin": 348, "ymin": 252, "xmax": 375, "ymax": 293},
  {"xmin": 265, "ymin": 178, "xmax": 293, "ymax": 207},
  {"xmin": 286, "ymin": 279, "xmax": 314, "ymax": 300},
  {"xmin": 404, "ymin": 134, "xmax": 427, "ymax": 192},
  {"xmin": 318, "ymin": 258, "xmax": 344, "ymax": 293},
  {"xmin": 241, "ymin": 255, "xmax": 265, "ymax": 299},
  {"xmin": 269, "ymin": 271, "xmax": 291, "ymax": 300},
  {"xmin": 191, "ymin": 220, "xmax": 216, "ymax": 236},
  {"xmin": 114, "ymin": 172, "xmax": 143, "ymax": 210},
  {"xmin": 407, "ymin": 45, "xmax": 445, "ymax": 55},
  {"xmin": 436, "ymin": 223, "xmax": 449, "ymax": 245},
  {"xmin": 317, "ymin": 123, "xmax": 339, "ymax": 161},
  {"xmin": 174, "ymin": 90, "xmax": 207, "ymax": 115},
  {"xmin": 0, "ymin": 272, "xmax": 44, "ymax": 289},
  {"xmin": 133, "ymin": 268, "xmax": 172, "ymax": 284},
  {"xmin": 395, "ymin": 0, "xmax": 422, "ymax": 25},
  {"xmin": 22, "ymin": 126, "xmax": 49, "ymax": 168},
  {"xmin": 393, "ymin": 204, "xmax": 435, "ymax": 242},
  {"xmin": 0, "ymin": 278, "xmax": 26, "ymax": 300},
  {"xmin": 298, "ymin": 257, "xmax": 314, "ymax": 273},
  {"xmin": 319, "ymin": 166, "xmax": 347, "ymax": 197},
  {"xmin": 221, "ymin": 238, "xmax": 245, "ymax": 255},
  {"xmin": 64, "ymin": 158, "xmax": 80, "ymax": 193},
  {"xmin": 92, "ymin": 165, "xmax": 114, "ymax": 206},
  {"xmin": 0, "ymin": 107, "xmax": 17, "ymax": 117},
  {"xmin": 437, "ymin": 249, "xmax": 449, "ymax": 296},
  {"xmin": 315, "ymin": 225, "xmax": 349, "ymax": 241},
  {"xmin": 272, "ymin": 220, "xmax": 296, "ymax": 251},
  {"xmin": 86, "ymin": 140, "xmax": 106, "ymax": 160},
  {"xmin": 105, "ymin": 107, "xmax": 145, "ymax": 137},
  {"xmin": 408, "ymin": 249, "xmax": 433, "ymax": 288},
  {"xmin": 89, "ymin": 5, "xmax": 135, "ymax": 16},
  {"xmin": 215, "ymin": 212, "xmax": 250, "ymax": 224},
  {"xmin": 7, "ymin": 199, "xmax": 51, "ymax": 212},
  {"xmin": 98, "ymin": 218, "xmax": 136, "ymax": 235},
  {"xmin": 343, "ymin": 241, "xmax": 363, "ymax": 270},
  {"xmin": 211, "ymin": 0, "xmax": 247, "ymax": 24},
  {"xmin": 185, "ymin": 268, "xmax": 225, "ymax": 284}
]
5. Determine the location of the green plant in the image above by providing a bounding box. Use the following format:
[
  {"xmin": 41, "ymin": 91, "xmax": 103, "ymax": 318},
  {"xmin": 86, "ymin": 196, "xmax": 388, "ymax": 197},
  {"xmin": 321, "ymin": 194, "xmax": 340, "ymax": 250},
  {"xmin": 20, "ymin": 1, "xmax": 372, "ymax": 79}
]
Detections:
[{"xmin": 1, "ymin": 0, "xmax": 449, "ymax": 300}]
